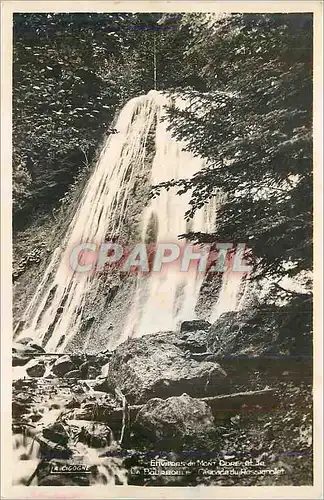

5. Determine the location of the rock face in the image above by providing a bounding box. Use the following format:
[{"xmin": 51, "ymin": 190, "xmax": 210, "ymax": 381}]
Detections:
[
  {"xmin": 207, "ymin": 310, "xmax": 258, "ymax": 357},
  {"xmin": 207, "ymin": 296, "xmax": 312, "ymax": 358},
  {"xmin": 105, "ymin": 333, "xmax": 227, "ymax": 404},
  {"xmin": 133, "ymin": 393, "xmax": 218, "ymax": 451},
  {"xmin": 180, "ymin": 320, "xmax": 211, "ymax": 333},
  {"xmin": 172, "ymin": 329, "xmax": 210, "ymax": 353},
  {"xmin": 52, "ymin": 355, "xmax": 75, "ymax": 377}
]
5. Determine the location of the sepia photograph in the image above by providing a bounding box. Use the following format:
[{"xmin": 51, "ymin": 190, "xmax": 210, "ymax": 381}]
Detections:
[{"xmin": 1, "ymin": 1, "xmax": 322, "ymax": 498}]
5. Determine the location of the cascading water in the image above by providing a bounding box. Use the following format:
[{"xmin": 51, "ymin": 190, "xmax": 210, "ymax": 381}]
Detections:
[{"xmin": 16, "ymin": 90, "xmax": 243, "ymax": 352}]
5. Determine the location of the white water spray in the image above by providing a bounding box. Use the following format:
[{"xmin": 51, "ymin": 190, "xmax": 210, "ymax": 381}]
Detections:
[{"xmin": 17, "ymin": 91, "xmax": 243, "ymax": 352}]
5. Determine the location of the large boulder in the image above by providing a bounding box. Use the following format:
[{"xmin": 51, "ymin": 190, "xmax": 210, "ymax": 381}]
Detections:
[
  {"xmin": 207, "ymin": 296, "xmax": 313, "ymax": 358},
  {"xmin": 103, "ymin": 334, "xmax": 227, "ymax": 404},
  {"xmin": 172, "ymin": 329, "xmax": 210, "ymax": 353},
  {"xmin": 52, "ymin": 355, "xmax": 75, "ymax": 377},
  {"xmin": 12, "ymin": 339, "xmax": 46, "ymax": 366},
  {"xmin": 26, "ymin": 359, "xmax": 46, "ymax": 377},
  {"xmin": 132, "ymin": 393, "xmax": 218, "ymax": 451}
]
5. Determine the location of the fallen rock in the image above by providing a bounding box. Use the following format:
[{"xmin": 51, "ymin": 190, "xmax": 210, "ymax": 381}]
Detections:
[
  {"xmin": 133, "ymin": 393, "xmax": 218, "ymax": 451},
  {"xmin": 35, "ymin": 435, "xmax": 72, "ymax": 460},
  {"xmin": 26, "ymin": 359, "xmax": 46, "ymax": 377},
  {"xmin": 12, "ymin": 340, "xmax": 45, "ymax": 366},
  {"xmin": 52, "ymin": 355, "xmax": 75, "ymax": 377},
  {"xmin": 43, "ymin": 422, "xmax": 69, "ymax": 446},
  {"xmin": 105, "ymin": 334, "xmax": 228, "ymax": 404},
  {"xmin": 12, "ymin": 353, "xmax": 30, "ymax": 367},
  {"xmin": 207, "ymin": 310, "xmax": 257, "ymax": 357},
  {"xmin": 15, "ymin": 392, "xmax": 36, "ymax": 405},
  {"xmin": 65, "ymin": 398, "xmax": 81, "ymax": 409}
]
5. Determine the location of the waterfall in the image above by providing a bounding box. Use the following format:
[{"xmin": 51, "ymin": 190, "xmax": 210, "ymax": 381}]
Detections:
[{"xmin": 16, "ymin": 90, "xmax": 243, "ymax": 352}]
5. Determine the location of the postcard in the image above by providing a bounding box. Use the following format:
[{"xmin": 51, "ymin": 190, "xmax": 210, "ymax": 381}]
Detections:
[{"xmin": 1, "ymin": 1, "xmax": 322, "ymax": 498}]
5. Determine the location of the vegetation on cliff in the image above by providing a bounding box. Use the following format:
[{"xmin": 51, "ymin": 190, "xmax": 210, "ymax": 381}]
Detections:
[{"xmin": 13, "ymin": 12, "xmax": 313, "ymax": 347}]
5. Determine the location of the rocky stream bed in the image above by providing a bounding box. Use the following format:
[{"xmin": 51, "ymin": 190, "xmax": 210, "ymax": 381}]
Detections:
[{"xmin": 12, "ymin": 319, "xmax": 313, "ymax": 487}]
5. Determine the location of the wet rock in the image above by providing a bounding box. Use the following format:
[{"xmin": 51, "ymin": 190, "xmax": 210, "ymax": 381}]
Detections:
[
  {"xmin": 12, "ymin": 353, "xmax": 30, "ymax": 367},
  {"xmin": 12, "ymin": 392, "xmax": 36, "ymax": 417},
  {"xmin": 52, "ymin": 355, "xmax": 75, "ymax": 377},
  {"xmin": 101, "ymin": 348, "xmax": 113, "ymax": 357},
  {"xmin": 75, "ymin": 421, "xmax": 112, "ymax": 448},
  {"xmin": 71, "ymin": 384, "xmax": 86, "ymax": 394},
  {"xmin": 133, "ymin": 393, "xmax": 218, "ymax": 451},
  {"xmin": 26, "ymin": 359, "xmax": 46, "ymax": 377},
  {"xmin": 43, "ymin": 422, "xmax": 69, "ymax": 446},
  {"xmin": 96, "ymin": 353, "xmax": 112, "ymax": 366},
  {"xmin": 79, "ymin": 357, "xmax": 107, "ymax": 378},
  {"xmin": 12, "ymin": 341, "xmax": 45, "ymax": 366},
  {"xmin": 105, "ymin": 334, "xmax": 228, "ymax": 404},
  {"xmin": 72, "ymin": 403, "xmax": 123, "ymax": 432},
  {"xmin": 30, "ymin": 412, "xmax": 43, "ymax": 422},
  {"xmin": 180, "ymin": 320, "xmax": 211, "ymax": 333},
  {"xmin": 64, "ymin": 369, "xmax": 82, "ymax": 379},
  {"xmin": 13, "ymin": 378, "xmax": 37, "ymax": 390}
]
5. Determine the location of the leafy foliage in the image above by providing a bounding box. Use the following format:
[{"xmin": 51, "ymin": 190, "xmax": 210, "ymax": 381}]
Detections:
[
  {"xmin": 13, "ymin": 13, "xmax": 313, "ymax": 300},
  {"xmin": 13, "ymin": 13, "xmax": 189, "ymax": 228},
  {"xmin": 152, "ymin": 13, "xmax": 313, "ymax": 289}
]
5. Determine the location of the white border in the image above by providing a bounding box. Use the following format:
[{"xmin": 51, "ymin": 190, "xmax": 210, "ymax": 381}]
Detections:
[{"xmin": 1, "ymin": 1, "xmax": 323, "ymax": 498}]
